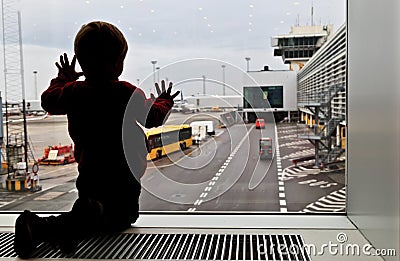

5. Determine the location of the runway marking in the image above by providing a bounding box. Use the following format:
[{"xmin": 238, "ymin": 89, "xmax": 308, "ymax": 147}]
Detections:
[
  {"xmin": 309, "ymin": 181, "xmax": 328, "ymax": 187},
  {"xmin": 278, "ymin": 129, "xmax": 297, "ymax": 134},
  {"xmin": 186, "ymin": 125, "xmax": 255, "ymax": 212},
  {"xmin": 200, "ymin": 193, "xmax": 208, "ymax": 198},
  {"xmin": 204, "ymin": 187, "xmax": 212, "ymax": 192},
  {"xmin": 281, "ymin": 149, "xmax": 314, "ymax": 160},
  {"xmin": 215, "ymin": 131, "xmax": 224, "ymax": 137},
  {"xmin": 278, "ymin": 126, "xmax": 298, "ymax": 130},
  {"xmin": 276, "ymin": 125, "xmax": 287, "ymax": 213},
  {"xmin": 302, "ymin": 187, "xmax": 346, "ymax": 213},
  {"xmin": 280, "ymin": 134, "xmax": 297, "ymax": 139},
  {"xmin": 298, "ymin": 179, "xmax": 318, "ymax": 185},
  {"xmin": 34, "ymin": 191, "xmax": 65, "ymax": 201},
  {"xmin": 279, "ymin": 140, "xmax": 310, "ymax": 147}
]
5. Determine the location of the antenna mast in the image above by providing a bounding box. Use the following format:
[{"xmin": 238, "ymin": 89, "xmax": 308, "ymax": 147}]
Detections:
[{"xmin": 311, "ymin": 1, "xmax": 314, "ymax": 26}]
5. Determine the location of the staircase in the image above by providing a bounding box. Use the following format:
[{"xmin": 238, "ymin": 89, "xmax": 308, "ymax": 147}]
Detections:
[{"xmin": 297, "ymin": 81, "xmax": 346, "ymax": 167}]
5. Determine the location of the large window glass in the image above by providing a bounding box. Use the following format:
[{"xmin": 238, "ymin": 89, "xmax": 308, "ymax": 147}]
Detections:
[{"xmin": 0, "ymin": 0, "xmax": 346, "ymax": 214}]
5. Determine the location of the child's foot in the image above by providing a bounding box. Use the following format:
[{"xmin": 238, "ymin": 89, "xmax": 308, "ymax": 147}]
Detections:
[
  {"xmin": 14, "ymin": 210, "xmax": 40, "ymax": 258},
  {"xmin": 59, "ymin": 240, "xmax": 79, "ymax": 257}
]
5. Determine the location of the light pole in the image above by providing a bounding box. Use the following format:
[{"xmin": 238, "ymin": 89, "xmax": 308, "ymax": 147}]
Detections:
[
  {"xmin": 151, "ymin": 60, "xmax": 157, "ymax": 93},
  {"xmin": 33, "ymin": 71, "xmax": 38, "ymax": 100},
  {"xmin": 202, "ymin": 75, "xmax": 206, "ymax": 95},
  {"xmin": 156, "ymin": 66, "xmax": 160, "ymax": 83},
  {"xmin": 245, "ymin": 57, "xmax": 251, "ymax": 72},
  {"xmin": 136, "ymin": 79, "xmax": 140, "ymax": 86},
  {"xmin": 221, "ymin": 65, "xmax": 226, "ymax": 96}
]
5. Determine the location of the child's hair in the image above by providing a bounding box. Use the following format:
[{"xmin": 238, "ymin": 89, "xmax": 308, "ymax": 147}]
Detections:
[{"xmin": 74, "ymin": 21, "xmax": 128, "ymax": 80}]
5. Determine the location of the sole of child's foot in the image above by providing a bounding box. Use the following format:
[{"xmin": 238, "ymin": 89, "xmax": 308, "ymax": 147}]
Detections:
[
  {"xmin": 58, "ymin": 239, "xmax": 79, "ymax": 256},
  {"xmin": 14, "ymin": 210, "xmax": 36, "ymax": 258}
]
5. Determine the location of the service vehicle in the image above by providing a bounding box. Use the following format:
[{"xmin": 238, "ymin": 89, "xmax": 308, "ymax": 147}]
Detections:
[
  {"xmin": 191, "ymin": 124, "xmax": 207, "ymax": 144},
  {"xmin": 259, "ymin": 138, "xmax": 273, "ymax": 160},
  {"xmin": 190, "ymin": 120, "xmax": 215, "ymax": 136},
  {"xmin": 38, "ymin": 144, "xmax": 75, "ymax": 165},
  {"xmin": 255, "ymin": 118, "xmax": 265, "ymax": 129}
]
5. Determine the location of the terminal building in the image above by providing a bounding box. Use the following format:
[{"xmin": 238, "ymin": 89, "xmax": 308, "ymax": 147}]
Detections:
[{"xmin": 272, "ymin": 24, "xmax": 347, "ymax": 167}]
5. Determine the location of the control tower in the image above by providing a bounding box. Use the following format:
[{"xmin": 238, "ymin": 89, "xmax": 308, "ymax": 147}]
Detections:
[{"xmin": 271, "ymin": 25, "xmax": 333, "ymax": 71}]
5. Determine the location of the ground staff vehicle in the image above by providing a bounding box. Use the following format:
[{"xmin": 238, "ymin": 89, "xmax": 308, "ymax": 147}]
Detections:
[
  {"xmin": 38, "ymin": 144, "xmax": 75, "ymax": 165},
  {"xmin": 255, "ymin": 118, "xmax": 265, "ymax": 129},
  {"xmin": 259, "ymin": 138, "xmax": 273, "ymax": 159},
  {"xmin": 145, "ymin": 125, "xmax": 192, "ymax": 160}
]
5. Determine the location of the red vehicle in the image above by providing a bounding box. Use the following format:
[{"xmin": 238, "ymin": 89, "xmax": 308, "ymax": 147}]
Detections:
[
  {"xmin": 38, "ymin": 144, "xmax": 75, "ymax": 165},
  {"xmin": 259, "ymin": 138, "xmax": 273, "ymax": 160},
  {"xmin": 255, "ymin": 118, "xmax": 265, "ymax": 129}
]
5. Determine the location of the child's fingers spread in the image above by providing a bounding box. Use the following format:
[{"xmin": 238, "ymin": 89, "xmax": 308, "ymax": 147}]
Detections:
[
  {"xmin": 171, "ymin": 91, "xmax": 180, "ymax": 99},
  {"xmin": 155, "ymin": 83, "xmax": 161, "ymax": 96},
  {"xmin": 167, "ymin": 82, "xmax": 174, "ymax": 94},
  {"xmin": 161, "ymin": 80, "xmax": 166, "ymax": 93},
  {"xmin": 63, "ymin": 53, "xmax": 69, "ymax": 66},
  {"xmin": 60, "ymin": 55, "xmax": 65, "ymax": 67}
]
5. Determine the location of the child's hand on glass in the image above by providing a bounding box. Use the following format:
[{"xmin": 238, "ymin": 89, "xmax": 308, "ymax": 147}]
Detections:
[{"xmin": 56, "ymin": 53, "xmax": 84, "ymax": 82}]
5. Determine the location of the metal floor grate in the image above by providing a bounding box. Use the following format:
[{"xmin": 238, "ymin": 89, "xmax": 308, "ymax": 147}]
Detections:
[{"xmin": 0, "ymin": 232, "xmax": 311, "ymax": 260}]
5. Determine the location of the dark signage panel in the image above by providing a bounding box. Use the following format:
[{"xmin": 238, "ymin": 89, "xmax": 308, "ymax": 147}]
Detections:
[{"xmin": 243, "ymin": 86, "xmax": 283, "ymax": 109}]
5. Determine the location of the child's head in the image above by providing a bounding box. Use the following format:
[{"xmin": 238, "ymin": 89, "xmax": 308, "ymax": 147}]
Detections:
[{"xmin": 74, "ymin": 21, "xmax": 128, "ymax": 81}]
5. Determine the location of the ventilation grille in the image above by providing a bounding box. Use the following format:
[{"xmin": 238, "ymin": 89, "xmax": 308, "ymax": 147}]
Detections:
[{"xmin": 0, "ymin": 232, "xmax": 311, "ymax": 260}]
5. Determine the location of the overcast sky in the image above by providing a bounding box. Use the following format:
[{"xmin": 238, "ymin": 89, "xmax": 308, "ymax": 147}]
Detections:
[{"xmin": 1, "ymin": 0, "xmax": 346, "ymax": 99}]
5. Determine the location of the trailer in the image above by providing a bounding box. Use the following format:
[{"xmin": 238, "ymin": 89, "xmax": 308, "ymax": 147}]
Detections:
[
  {"xmin": 38, "ymin": 144, "xmax": 75, "ymax": 165},
  {"xmin": 191, "ymin": 125, "xmax": 207, "ymax": 144},
  {"xmin": 190, "ymin": 121, "xmax": 215, "ymax": 136}
]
